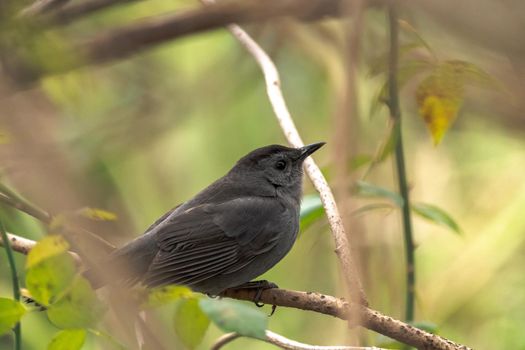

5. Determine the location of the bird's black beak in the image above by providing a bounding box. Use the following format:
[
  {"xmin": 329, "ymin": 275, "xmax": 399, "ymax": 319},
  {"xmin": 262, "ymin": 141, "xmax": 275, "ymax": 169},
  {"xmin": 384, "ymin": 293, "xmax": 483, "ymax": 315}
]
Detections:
[{"xmin": 297, "ymin": 142, "xmax": 326, "ymax": 161}]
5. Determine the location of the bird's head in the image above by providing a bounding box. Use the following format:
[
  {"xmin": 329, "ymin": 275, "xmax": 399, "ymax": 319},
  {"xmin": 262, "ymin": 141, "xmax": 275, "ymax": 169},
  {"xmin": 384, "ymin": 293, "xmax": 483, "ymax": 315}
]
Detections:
[{"xmin": 229, "ymin": 142, "xmax": 325, "ymax": 199}]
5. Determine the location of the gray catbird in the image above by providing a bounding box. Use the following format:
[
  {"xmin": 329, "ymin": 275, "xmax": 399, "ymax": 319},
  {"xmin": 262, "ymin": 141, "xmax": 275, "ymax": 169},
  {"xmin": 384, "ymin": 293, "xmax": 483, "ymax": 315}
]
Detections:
[{"xmin": 87, "ymin": 142, "xmax": 325, "ymax": 296}]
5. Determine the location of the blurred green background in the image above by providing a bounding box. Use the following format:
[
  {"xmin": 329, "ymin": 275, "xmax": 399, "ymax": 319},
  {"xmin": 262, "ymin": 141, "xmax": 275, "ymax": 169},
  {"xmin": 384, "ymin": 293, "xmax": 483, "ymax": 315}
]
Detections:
[{"xmin": 1, "ymin": 0, "xmax": 525, "ymax": 349}]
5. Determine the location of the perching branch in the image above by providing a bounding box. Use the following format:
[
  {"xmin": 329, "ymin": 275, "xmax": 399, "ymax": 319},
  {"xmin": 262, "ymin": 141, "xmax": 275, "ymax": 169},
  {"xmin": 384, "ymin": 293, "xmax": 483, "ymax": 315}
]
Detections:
[
  {"xmin": 211, "ymin": 330, "xmax": 385, "ymax": 350},
  {"xmin": 1, "ymin": 231, "xmax": 472, "ymax": 350},
  {"xmin": 203, "ymin": 0, "xmax": 367, "ymax": 307}
]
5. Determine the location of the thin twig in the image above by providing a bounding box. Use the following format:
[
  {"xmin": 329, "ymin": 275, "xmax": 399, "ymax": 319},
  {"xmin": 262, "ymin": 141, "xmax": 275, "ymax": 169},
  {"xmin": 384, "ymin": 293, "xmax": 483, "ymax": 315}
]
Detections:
[
  {"xmin": 210, "ymin": 333, "xmax": 241, "ymax": 350},
  {"xmin": 0, "ymin": 222, "xmax": 22, "ymax": 350},
  {"xmin": 0, "ymin": 231, "xmax": 472, "ymax": 350},
  {"xmin": 201, "ymin": 0, "xmax": 367, "ymax": 307},
  {"xmin": 387, "ymin": 4, "xmax": 416, "ymax": 322},
  {"xmin": 211, "ymin": 330, "xmax": 385, "ymax": 350}
]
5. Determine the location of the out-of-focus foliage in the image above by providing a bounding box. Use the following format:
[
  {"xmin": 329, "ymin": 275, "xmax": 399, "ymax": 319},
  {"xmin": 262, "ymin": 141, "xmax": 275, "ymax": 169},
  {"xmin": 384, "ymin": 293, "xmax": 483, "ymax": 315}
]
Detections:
[
  {"xmin": 174, "ymin": 297, "xmax": 210, "ymax": 349},
  {"xmin": 411, "ymin": 202, "xmax": 461, "ymax": 235},
  {"xmin": 143, "ymin": 285, "xmax": 193, "ymax": 308},
  {"xmin": 47, "ymin": 329, "xmax": 86, "ymax": 350},
  {"xmin": 1, "ymin": 0, "xmax": 525, "ymax": 349},
  {"xmin": 0, "ymin": 298, "xmax": 26, "ymax": 335},
  {"xmin": 415, "ymin": 60, "xmax": 496, "ymax": 145},
  {"xmin": 199, "ymin": 299, "xmax": 267, "ymax": 340}
]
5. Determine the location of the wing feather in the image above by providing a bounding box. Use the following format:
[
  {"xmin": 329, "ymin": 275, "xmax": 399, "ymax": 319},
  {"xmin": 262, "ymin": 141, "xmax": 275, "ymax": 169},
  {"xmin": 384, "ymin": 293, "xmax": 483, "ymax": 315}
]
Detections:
[{"xmin": 143, "ymin": 197, "xmax": 288, "ymax": 289}]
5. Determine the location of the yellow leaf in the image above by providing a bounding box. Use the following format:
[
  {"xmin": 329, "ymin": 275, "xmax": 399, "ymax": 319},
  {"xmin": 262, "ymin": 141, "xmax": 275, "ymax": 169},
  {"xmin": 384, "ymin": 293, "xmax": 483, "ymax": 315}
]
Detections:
[
  {"xmin": 418, "ymin": 95, "xmax": 461, "ymax": 145},
  {"xmin": 416, "ymin": 62, "xmax": 465, "ymax": 145},
  {"xmin": 26, "ymin": 235, "xmax": 70, "ymax": 269},
  {"xmin": 144, "ymin": 285, "xmax": 193, "ymax": 308},
  {"xmin": 77, "ymin": 207, "xmax": 117, "ymax": 221}
]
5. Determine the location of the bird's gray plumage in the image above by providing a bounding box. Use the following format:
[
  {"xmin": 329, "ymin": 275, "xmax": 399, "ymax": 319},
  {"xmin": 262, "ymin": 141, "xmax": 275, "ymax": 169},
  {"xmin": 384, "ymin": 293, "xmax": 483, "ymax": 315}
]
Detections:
[{"xmin": 87, "ymin": 143, "xmax": 324, "ymax": 295}]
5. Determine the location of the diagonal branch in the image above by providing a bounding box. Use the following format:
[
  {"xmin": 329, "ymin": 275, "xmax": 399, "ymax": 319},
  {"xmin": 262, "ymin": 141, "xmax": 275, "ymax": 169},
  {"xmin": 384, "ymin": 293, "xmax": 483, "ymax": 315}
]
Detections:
[
  {"xmin": 0, "ymin": 231, "xmax": 472, "ymax": 350},
  {"xmin": 201, "ymin": 0, "xmax": 367, "ymax": 305},
  {"xmin": 6, "ymin": 0, "xmax": 349, "ymax": 83}
]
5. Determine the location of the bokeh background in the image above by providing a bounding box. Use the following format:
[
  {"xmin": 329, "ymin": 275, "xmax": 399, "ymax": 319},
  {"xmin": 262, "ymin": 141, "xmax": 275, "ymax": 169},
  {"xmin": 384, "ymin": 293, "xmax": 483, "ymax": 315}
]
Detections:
[{"xmin": 1, "ymin": 0, "xmax": 525, "ymax": 349}]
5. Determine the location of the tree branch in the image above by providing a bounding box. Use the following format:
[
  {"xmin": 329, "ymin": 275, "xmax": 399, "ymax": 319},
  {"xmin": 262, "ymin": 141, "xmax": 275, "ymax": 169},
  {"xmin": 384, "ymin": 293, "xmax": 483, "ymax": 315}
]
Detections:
[
  {"xmin": 0, "ymin": 232, "xmax": 472, "ymax": 350},
  {"xmin": 5, "ymin": 0, "xmax": 349, "ymax": 83},
  {"xmin": 211, "ymin": 330, "xmax": 384, "ymax": 350}
]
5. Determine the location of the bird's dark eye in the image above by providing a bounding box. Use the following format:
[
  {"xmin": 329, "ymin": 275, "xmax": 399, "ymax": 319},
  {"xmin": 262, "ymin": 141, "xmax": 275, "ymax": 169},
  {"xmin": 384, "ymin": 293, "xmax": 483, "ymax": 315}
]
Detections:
[{"xmin": 275, "ymin": 160, "xmax": 286, "ymax": 170}]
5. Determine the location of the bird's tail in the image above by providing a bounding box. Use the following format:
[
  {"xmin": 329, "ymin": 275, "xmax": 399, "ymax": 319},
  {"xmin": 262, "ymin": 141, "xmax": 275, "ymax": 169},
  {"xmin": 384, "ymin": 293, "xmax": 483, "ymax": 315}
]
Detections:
[{"xmin": 82, "ymin": 234, "xmax": 158, "ymax": 289}]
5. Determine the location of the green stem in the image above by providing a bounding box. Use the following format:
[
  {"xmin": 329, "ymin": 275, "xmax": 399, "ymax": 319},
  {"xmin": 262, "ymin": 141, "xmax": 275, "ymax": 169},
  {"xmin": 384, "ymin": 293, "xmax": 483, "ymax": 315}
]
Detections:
[
  {"xmin": 0, "ymin": 220, "xmax": 22, "ymax": 350},
  {"xmin": 387, "ymin": 5, "xmax": 415, "ymax": 322}
]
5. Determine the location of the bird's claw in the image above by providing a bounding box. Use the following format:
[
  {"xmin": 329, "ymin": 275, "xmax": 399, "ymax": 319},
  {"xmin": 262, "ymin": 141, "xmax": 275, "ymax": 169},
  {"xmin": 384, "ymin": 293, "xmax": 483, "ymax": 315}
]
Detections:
[{"xmin": 232, "ymin": 280, "xmax": 279, "ymax": 316}]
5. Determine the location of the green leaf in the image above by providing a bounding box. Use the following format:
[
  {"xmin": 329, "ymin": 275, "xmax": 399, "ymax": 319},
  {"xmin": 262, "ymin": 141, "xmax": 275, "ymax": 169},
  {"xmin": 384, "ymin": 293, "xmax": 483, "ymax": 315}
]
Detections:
[
  {"xmin": 349, "ymin": 154, "xmax": 373, "ymax": 170},
  {"xmin": 398, "ymin": 20, "xmax": 437, "ymax": 60},
  {"xmin": 375, "ymin": 123, "xmax": 399, "ymax": 163},
  {"xmin": 47, "ymin": 329, "xmax": 86, "ymax": 350},
  {"xmin": 300, "ymin": 195, "xmax": 325, "ymax": 230},
  {"xmin": 354, "ymin": 181, "xmax": 404, "ymax": 207},
  {"xmin": 174, "ymin": 297, "xmax": 210, "ymax": 349},
  {"xmin": 446, "ymin": 59, "xmax": 499, "ymax": 90},
  {"xmin": 412, "ymin": 203, "xmax": 461, "ymax": 235},
  {"xmin": 77, "ymin": 207, "xmax": 117, "ymax": 221},
  {"xmin": 199, "ymin": 299, "xmax": 267, "ymax": 339},
  {"xmin": 351, "ymin": 203, "xmax": 395, "ymax": 217},
  {"xmin": 144, "ymin": 285, "xmax": 194, "ymax": 308},
  {"xmin": 47, "ymin": 277, "xmax": 106, "ymax": 329},
  {"xmin": 26, "ymin": 235, "xmax": 70, "ymax": 269},
  {"xmin": 26, "ymin": 254, "xmax": 76, "ymax": 306},
  {"xmin": 370, "ymin": 59, "xmax": 435, "ymax": 118},
  {"xmin": 0, "ymin": 298, "xmax": 26, "ymax": 335}
]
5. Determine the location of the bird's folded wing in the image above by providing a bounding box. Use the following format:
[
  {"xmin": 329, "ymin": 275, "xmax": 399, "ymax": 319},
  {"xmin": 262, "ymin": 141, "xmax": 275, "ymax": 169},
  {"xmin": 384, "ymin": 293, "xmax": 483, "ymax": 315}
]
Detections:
[{"xmin": 143, "ymin": 197, "xmax": 290, "ymax": 287}]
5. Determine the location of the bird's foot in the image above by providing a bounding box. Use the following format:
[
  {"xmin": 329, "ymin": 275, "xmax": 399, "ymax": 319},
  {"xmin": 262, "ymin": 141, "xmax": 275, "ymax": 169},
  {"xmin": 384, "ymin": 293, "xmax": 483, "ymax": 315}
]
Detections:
[{"xmin": 231, "ymin": 280, "xmax": 278, "ymax": 316}]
